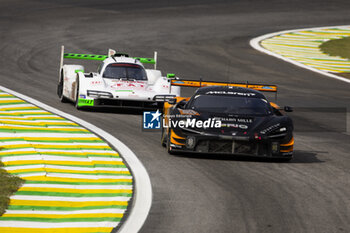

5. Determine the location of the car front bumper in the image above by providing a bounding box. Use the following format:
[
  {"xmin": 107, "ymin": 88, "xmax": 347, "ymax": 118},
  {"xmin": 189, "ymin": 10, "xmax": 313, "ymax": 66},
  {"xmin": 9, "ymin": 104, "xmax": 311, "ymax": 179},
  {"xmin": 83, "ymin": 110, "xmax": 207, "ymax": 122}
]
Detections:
[
  {"xmin": 169, "ymin": 134, "xmax": 293, "ymax": 158},
  {"xmin": 77, "ymin": 97, "xmax": 164, "ymax": 109}
]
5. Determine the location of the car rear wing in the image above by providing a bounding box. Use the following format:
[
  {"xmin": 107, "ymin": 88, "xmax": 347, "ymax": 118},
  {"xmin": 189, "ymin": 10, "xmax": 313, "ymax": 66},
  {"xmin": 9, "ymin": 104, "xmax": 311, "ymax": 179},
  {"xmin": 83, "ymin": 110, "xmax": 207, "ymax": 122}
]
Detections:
[
  {"xmin": 59, "ymin": 45, "xmax": 157, "ymax": 70},
  {"xmin": 169, "ymin": 79, "xmax": 278, "ymax": 101},
  {"xmin": 170, "ymin": 79, "xmax": 277, "ymax": 92}
]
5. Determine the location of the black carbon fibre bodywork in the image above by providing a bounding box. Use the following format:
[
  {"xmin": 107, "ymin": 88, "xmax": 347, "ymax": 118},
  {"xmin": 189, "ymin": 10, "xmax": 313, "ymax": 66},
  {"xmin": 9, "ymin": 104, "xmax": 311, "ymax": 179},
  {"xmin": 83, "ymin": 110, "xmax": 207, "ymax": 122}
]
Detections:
[{"xmin": 164, "ymin": 86, "xmax": 294, "ymax": 159}]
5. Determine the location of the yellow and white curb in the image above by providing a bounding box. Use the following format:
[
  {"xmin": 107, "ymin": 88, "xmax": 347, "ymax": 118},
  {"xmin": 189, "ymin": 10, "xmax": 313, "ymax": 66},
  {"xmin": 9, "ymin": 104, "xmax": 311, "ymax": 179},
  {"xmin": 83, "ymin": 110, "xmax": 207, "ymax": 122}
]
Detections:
[
  {"xmin": 0, "ymin": 86, "xmax": 152, "ymax": 233},
  {"xmin": 250, "ymin": 25, "xmax": 350, "ymax": 84}
]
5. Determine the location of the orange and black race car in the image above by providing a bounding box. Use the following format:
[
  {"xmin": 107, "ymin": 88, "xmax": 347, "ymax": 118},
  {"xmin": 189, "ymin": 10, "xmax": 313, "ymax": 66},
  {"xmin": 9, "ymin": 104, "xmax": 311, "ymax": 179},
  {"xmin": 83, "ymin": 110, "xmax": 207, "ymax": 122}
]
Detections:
[{"xmin": 161, "ymin": 79, "xmax": 294, "ymax": 160}]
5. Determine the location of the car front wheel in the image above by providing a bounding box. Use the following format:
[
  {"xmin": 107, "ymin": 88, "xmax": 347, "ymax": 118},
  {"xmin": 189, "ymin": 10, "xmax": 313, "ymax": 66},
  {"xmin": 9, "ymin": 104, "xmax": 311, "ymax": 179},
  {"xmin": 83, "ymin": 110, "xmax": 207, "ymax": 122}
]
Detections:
[{"xmin": 166, "ymin": 130, "xmax": 175, "ymax": 155}]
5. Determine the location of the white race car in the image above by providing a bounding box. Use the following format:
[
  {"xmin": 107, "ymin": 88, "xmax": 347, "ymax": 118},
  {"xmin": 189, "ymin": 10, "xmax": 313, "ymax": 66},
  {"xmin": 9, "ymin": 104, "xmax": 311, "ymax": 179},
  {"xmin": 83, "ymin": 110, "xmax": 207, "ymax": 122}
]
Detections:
[{"xmin": 57, "ymin": 46, "xmax": 181, "ymax": 109}]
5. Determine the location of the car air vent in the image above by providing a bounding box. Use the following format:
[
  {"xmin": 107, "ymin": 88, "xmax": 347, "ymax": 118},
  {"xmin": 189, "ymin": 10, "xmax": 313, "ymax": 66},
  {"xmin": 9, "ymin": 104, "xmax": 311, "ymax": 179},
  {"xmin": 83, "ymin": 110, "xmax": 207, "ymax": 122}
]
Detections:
[{"xmin": 113, "ymin": 53, "xmax": 129, "ymax": 57}]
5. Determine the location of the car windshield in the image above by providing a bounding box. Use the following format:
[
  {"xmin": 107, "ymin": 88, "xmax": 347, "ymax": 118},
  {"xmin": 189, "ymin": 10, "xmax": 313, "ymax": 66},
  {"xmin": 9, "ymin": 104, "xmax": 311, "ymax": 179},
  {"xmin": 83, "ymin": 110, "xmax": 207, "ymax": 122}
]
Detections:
[
  {"xmin": 189, "ymin": 94, "xmax": 272, "ymax": 116},
  {"xmin": 103, "ymin": 63, "xmax": 147, "ymax": 80}
]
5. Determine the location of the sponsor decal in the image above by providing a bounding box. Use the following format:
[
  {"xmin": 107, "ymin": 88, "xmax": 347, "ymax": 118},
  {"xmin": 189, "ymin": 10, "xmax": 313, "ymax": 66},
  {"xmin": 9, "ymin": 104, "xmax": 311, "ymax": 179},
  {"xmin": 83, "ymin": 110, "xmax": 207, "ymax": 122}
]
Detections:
[
  {"xmin": 205, "ymin": 91, "xmax": 256, "ymax": 96},
  {"xmin": 91, "ymin": 81, "xmax": 102, "ymax": 85},
  {"xmin": 170, "ymin": 144, "xmax": 183, "ymax": 148},
  {"xmin": 143, "ymin": 110, "xmax": 162, "ymax": 129},
  {"xmin": 77, "ymin": 98, "xmax": 94, "ymax": 106},
  {"xmin": 79, "ymin": 94, "xmax": 86, "ymax": 99},
  {"xmin": 172, "ymin": 81, "xmax": 185, "ymax": 84},
  {"xmin": 178, "ymin": 109, "xmax": 200, "ymax": 116},
  {"xmin": 214, "ymin": 117, "xmax": 253, "ymax": 123},
  {"xmin": 110, "ymin": 80, "xmax": 146, "ymax": 90},
  {"xmin": 221, "ymin": 123, "xmax": 248, "ymax": 129}
]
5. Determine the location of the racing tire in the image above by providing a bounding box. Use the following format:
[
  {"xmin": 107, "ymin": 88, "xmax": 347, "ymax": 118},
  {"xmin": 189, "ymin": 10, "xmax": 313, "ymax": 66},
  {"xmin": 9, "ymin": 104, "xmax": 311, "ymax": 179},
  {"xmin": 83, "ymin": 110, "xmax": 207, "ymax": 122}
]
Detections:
[
  {"xmin": 74, "ymin": 78, "xmax": 81, "ymax": 110},
  {"xmin": 161, "ymin": 127, "xmax": 167, "ymax": 147},
  {"xmin": 166, "ymin": 130, "xmax": 175, "ymax": 155},
  {"xmin": 57, "ymin": 76, "xmax": 69, "ymax": 103},
  {"xmin": 278, "ymin": 157, "xmax": 293, "ymax": 162}
]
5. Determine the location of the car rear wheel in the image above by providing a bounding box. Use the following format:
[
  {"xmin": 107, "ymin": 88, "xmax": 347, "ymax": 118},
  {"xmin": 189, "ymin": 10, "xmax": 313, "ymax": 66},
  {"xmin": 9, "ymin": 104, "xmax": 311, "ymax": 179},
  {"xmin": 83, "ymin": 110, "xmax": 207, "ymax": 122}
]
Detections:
[
  {"xmin": 278, "ymin": 157, "xmax": 293, "ymax": 162},
  {"xmin": 74, "ymin": 78, "xmax": 81, "ymax": 110},
  {"xmin": 57, "ymin": 75, "xmax": 69, "ymax": 103},
  {"xmin": 161, "ymin": 127, "xmax": 167, "ymax": 147}
]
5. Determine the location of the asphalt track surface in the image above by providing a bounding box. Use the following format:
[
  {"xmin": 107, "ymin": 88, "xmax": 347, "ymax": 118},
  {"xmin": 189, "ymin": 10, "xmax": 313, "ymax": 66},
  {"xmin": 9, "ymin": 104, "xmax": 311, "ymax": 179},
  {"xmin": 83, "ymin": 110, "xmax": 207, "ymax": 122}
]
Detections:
[{"xmin": 1, "ymin": 1, "xmax": 350, "ymax": 232}]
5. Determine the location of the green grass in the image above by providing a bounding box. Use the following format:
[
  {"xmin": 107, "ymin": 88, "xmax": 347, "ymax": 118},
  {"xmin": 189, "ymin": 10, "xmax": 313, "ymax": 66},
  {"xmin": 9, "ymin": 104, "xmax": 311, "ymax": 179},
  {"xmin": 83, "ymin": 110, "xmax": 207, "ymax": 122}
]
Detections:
[
  {"xmin": 0, "ymin": 161, "xmax": 24, "ymax": 216},
  {"xmin": 319, "ymin": 36, "xmax": 350, "ymax": 60}
]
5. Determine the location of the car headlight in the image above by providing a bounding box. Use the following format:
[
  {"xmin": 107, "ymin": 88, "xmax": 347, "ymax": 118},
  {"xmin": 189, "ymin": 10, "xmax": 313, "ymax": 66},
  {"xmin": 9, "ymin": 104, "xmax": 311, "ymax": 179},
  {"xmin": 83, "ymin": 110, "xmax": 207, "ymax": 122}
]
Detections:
[
  {"xmin": 260, "ymin": 124, "xmax": 289, "ymax": 139},
  {"xmin": 279, "ymin": 127, "xmax": 287, "ymax": 132},
  {"xmin": 265, "ymin": 126, "xmax": 289, "ymax": 139},
  {"xmin": 260, "ymin": 123, "xmax": 282, "ymax": 134},
  {"xmin": 87, "ymin": 90, "xmax": 113, "ymax": 98}
]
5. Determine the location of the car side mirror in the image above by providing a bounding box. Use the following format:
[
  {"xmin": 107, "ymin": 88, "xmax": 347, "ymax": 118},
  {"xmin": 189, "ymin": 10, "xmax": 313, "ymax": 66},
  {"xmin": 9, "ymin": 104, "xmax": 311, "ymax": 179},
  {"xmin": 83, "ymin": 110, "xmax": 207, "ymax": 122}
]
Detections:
[
  {"xmin": 167, "ymin": 98, "xmax": 177, "ymax": 105},
  {"xmin": 284, "ymin": 106, "xmax": 293, "ymax": 112},
  {"xmin": 167, "ymin": 73, "xmax": 176, "ymax": 79},
  {"xmin": 176, "ymin": 100, "xmax": 186, "ymax": 109}
]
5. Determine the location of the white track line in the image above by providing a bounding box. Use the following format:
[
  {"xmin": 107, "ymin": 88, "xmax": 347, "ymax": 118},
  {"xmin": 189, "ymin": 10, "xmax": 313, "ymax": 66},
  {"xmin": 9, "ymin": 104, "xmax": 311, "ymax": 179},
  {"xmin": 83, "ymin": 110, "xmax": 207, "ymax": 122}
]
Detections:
[
  {"xmin": 22, "ymin": 184, "xmax": 132, "ymax": 189},
  {"xmin": 5, "ymin": 209, "xmax": 126, "ymax": 215},
  {"xmin": 249, "ymin": 25, "xmax": 350, "ymax": 84},
  {"xmin": 0, "ymin": 221, "xmax": 119, "ymax": 228},
  {"xmin": 0, "ymin": 85, "xmax": 152, "ymax": 233},
  {"xmin": 5, "ymin": 165, "xmax": 130, "ymax": 172},
  {"xmin": 11, "ymin": 195, "xmax": 131, "ymax": 202}
]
